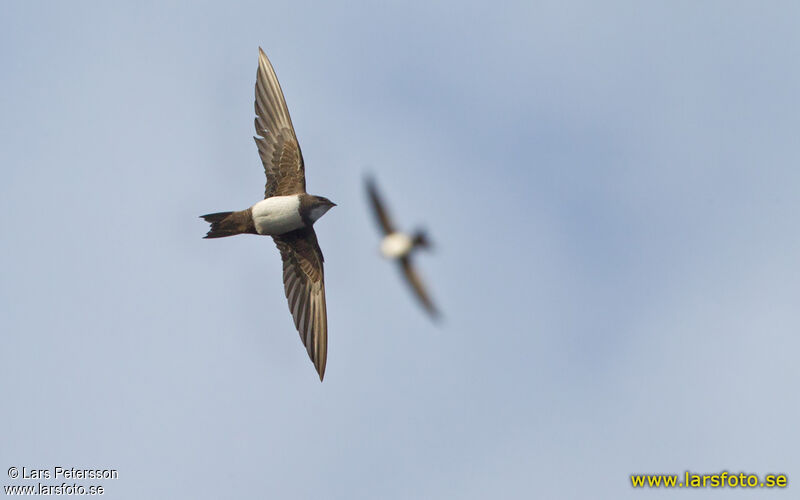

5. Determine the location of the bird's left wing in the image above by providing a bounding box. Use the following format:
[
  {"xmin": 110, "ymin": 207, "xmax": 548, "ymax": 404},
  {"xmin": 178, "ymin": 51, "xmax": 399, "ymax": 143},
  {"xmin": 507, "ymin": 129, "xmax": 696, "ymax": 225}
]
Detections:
[
  {"xmin": 273, "ymin": 228, "xmax": 328, "ymax": 380},
  {"xmin": 365, "ymin": 176, "xmax": 396, "ymax": 235},
  {"xmin": 254, "ymin": 47, "xmax": 306, "ymax": 197},
  {"xmin": 399, "ymin": 257, "xmax": 439, "ymax": 319}
]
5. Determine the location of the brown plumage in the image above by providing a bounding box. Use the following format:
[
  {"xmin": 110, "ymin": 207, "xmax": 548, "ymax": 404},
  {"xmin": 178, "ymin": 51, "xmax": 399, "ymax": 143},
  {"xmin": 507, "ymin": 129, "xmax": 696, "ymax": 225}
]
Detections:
[
  {"xmin": 366, "ymin": 177, "xmax": 396, "ymax": 235},
  {"xmin": 365, "ymin": 176, "xmax": 440, "ymax": 320},
  {"xmin": 254, "ymin": 48, "xmax": 306, "ymax": 198},
  {"xmin": 254, "ymin": 48, "xmax": 330, "ymax": 380},
  {"xmin": 274, "ymin": 228, "xmax": 327, "ymax": 379},
  {"xmin": 201, "ymin": 48, "xmax": 333, "ymax": 381},
  {"xmin": 201, "ymin": 209, "xmax": 257, "ymax": 238}
]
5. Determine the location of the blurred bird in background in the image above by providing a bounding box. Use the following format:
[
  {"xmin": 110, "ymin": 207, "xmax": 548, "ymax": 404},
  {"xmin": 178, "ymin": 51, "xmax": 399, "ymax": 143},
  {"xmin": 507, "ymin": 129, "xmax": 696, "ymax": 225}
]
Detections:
[{"xmin": 365, "ymin": 176, "xmax": 440, "ymax": 320}]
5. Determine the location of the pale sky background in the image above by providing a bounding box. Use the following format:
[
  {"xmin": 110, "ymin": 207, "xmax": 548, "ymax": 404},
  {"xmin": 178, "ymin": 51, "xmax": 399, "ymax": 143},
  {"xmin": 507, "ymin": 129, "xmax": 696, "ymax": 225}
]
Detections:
[{"xmin": 2, "ymin": 1, "xmax": 799, "ymax": 498}]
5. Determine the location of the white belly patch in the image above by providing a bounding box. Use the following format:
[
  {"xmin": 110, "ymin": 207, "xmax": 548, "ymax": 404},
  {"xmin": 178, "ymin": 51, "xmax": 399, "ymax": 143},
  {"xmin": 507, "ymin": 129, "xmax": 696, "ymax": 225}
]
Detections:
[
  {"xmin": 380, "ymin": 232, "xmax": 413, "ymax": 258},
  {"xmin": 251, "ymin": 196, "xmax": 304, "ymax": 235}
]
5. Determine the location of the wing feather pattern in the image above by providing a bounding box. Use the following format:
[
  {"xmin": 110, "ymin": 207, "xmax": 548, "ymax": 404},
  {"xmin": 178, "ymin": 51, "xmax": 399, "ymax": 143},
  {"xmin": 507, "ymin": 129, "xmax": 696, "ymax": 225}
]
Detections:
[
  {"xmin": 273, "ymin": 228, "xmax": 328, "ymax": 380},
  {"xmin": 254, "ymin": 47, "xmax": 306, "ymax": 197}
]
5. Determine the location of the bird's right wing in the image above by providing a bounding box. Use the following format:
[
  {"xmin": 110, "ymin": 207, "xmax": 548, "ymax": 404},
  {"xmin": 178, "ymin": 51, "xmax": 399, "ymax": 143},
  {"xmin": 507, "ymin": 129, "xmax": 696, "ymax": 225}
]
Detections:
[
  {"xmin": 273, "ymin": 227, "xmax": 328, "ymax": 380},
  {"xmin": 254, "ymin": 47, "xmax": 306, "ymax": 197},
  {"xmin": 365, "ymin": 176, "xmax": 396, "ymax": 235},
  {"xmin": 399, "ymin": 257, "xmax": 439, "ymax": 319}
]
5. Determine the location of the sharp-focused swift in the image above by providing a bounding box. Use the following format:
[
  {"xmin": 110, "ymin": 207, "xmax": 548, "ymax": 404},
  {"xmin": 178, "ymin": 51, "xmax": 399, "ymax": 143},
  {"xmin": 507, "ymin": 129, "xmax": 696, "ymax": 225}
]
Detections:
[{"xmin": 202, "ymin": 48, "xmax": 335, "ymax": 381}]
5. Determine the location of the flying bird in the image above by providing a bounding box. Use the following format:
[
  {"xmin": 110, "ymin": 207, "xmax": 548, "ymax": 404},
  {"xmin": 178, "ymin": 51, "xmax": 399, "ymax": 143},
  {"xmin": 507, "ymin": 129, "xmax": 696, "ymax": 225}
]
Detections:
[
  {"xmin": 201, "ymin": 48, "xmax": 335, "ymax": 381},
  {"xmin": 365, "ymin": 176, "xmax": 439, "ymax": 319}
]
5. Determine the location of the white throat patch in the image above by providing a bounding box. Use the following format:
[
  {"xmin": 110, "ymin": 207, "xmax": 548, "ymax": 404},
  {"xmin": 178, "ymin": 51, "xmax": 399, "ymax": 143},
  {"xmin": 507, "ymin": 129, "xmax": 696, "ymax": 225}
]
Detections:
[{"xmin": 309, "ymin": 204, "xmax": 331, "ymax": 223}]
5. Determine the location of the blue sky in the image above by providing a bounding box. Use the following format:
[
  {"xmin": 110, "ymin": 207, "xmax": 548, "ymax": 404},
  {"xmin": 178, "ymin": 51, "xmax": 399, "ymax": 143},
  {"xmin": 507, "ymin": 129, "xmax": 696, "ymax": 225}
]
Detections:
[{"xmin": 2, "ymin": 1, "xmax": 799, "ymax": 498}]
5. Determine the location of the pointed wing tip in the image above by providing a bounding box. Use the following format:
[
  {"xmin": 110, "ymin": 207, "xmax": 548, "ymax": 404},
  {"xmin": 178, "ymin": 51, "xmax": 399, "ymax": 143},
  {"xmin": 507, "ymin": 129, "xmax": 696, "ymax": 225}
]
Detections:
[
  {"xmin": 421, "ymin": 295, "xmax": 442, "ymax": 322},
  {"xmin": 364, "ymin": 174, "xmax": 377, "ymax": 192},
  {"xmin": 315, "ymin": 358, "xmax": 326, "ymax": 381},
  {"xmin": 257, "ymin": 47, "xmax": 269, "ymax": 66},
  {"xmin": 315, "ymin": 344, "xmax": 327, "ymax": 382}
]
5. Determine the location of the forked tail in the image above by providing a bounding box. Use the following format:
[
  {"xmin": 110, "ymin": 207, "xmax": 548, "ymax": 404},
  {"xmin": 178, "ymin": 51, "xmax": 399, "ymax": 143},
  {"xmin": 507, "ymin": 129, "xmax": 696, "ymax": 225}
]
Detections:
[{"xmin": 200, "ymin": 210, "xmax": 255, "ymax": 238}]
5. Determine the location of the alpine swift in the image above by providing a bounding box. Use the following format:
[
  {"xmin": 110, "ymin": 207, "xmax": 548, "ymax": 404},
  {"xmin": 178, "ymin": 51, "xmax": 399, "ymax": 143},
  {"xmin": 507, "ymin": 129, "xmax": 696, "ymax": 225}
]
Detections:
[
  {"xmin": 201, "ymin": 48, "xmax": 335, "ymax": 381},
  {"xmin": 365, "ymin": 176, "xmax": 439, "ymax": 319}
]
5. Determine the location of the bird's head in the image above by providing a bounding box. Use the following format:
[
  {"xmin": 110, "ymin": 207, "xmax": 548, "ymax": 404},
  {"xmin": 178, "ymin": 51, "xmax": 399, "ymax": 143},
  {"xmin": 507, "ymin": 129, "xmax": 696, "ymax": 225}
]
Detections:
[
  {"xmin": 412, "ymin": 229, "xmax": 432, "ymax": 250},
  {"xmin": 308, "ymin": 196, "xmax": 337, "ymax": 222}
]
